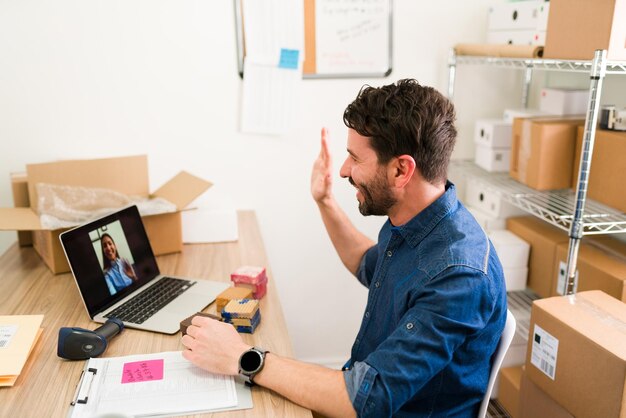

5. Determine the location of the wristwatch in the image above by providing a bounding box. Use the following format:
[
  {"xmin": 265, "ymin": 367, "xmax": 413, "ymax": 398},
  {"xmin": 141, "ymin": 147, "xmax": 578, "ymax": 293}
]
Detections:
[{"xmin": 238, "ymin": 347, "xmax": 268, "ymax": 386}]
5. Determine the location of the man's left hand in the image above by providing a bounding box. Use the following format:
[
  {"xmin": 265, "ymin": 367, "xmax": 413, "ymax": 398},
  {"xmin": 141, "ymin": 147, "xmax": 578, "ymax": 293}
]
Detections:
[{"xmin": 181, "ymin": 315, "xmax": 251, "ymax": 376}]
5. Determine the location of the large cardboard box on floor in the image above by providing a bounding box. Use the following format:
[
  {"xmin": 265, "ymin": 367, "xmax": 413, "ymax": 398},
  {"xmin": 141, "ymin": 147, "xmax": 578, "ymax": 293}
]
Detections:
[
  {"xmin": 1, "ymin": 155, "xmax": 211, "ymax": 274},
  {"xmin": 498, "ymin": 366, "xmax": 523, "ymax": 418},
  {"xmin": 519, "ymin": 370, "xmax": 574, "ymax": 418},
  {"xmin": 552, "ymin": 236, "xmax": 626, "ymax": 301},
  {"xmin": 510, "ymin": 117, "xmax": 584, "ymax": 190},
  {"xmin": 573, "ymin": 127, "xmax": 626, "ymax": 213},
  {"xmin": 544, "ymin": 0, "xmax": 626, "ymax": 61},
  {"xmin": 506, "ymin": 216, "xmax": 569, "ymax": 298},
  {"xmin": 526, "ymin": 290, "xmax": 626, "ymax": 418}
]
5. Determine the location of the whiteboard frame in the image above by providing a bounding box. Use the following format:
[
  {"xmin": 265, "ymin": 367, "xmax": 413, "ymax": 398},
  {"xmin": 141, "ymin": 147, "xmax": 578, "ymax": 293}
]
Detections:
[{"xmin": 234, "ymin": 0, "xmax": 393, "ymax": 79}]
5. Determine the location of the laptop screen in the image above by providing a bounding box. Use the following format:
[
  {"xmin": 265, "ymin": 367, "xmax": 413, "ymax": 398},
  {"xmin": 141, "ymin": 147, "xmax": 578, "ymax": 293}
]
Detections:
[{"xmin": 60, "ymin": 205, "xmax": 160, "ymax": 318}]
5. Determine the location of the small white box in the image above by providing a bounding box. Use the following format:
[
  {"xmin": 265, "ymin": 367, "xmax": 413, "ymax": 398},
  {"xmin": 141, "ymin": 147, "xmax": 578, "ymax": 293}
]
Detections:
[
  {"xmin": 503, "ymin": 107, "xmax": 553, "ymax": 124},
  {"xmin": 488, "ymin": 0, "xmax": 547, "ymax": 31},
  {"xmin": 503, "ymin": 266, "xmax": 529, "ymax": 292},
  {"xmin": 467, "ymin": 206, "xmax": 507, "ymax": 232},
  {"xmin": 489, "ymin": 230, "xmax": 530, "ymax": 268},
  {"xmin": 487, "ymin": 29, "xmax": 544, "ymax": 46},
  {"xmin": 536, "ymin": 2, "xmax": 550, "ymax": 31},
  {"xmin": 474, "ymin": 144, "xmax": 511, "ymax": 172},
  {"xmin": 465, "ymin": 179, "xmax": 527, "ymax": 218},
  {"xmin": 539, "ymin": 88, "xmax": 589, "ymax": 116},
  {"xmin": 474, "ymin": 119, "xmax": 512, "ymax": 148}
]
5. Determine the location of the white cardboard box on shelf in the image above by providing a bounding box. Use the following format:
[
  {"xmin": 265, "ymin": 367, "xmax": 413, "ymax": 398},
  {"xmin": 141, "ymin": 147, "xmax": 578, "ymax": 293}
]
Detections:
[
  {"xmin": 504, "ymin": 266, "xmax": 529, "ymax": 292},
  {"xmin": 489, "ymin": 230, "xmax": 531, "ymax": 268},
  {"xmin": 488, "ymin": 0, "xmax": 549, "ymax": 31},
  {"xmin": 503, "ymin": 108, "xmax": 553, "ymax": 124},
  {"xmin": 474, "ymin": 144, "xmax": 511, "ymax": 172},
  {"xmin": 467, "ymin": 206, "xmax": 507, "ymax": 232},
  {"xmin": 487, "ymin": 29, "xmax": 546, "ymax": 46},
  {"xmin": 465, "ymin": 179, "xmax": 527, "ymax": 219},
  {"xmin": 539, "ymin": 88, "xmax": 589, "ymax": 116},
  {"xmin": 474, "ymin": 119, "xmax": 513, "ymax": 148}
]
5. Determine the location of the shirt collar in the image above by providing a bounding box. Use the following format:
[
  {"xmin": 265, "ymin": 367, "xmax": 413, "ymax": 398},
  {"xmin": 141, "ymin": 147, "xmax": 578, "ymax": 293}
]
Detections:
[{"xmin": 390, "ymin": 181, "xmax": 457, "ymax": 248}]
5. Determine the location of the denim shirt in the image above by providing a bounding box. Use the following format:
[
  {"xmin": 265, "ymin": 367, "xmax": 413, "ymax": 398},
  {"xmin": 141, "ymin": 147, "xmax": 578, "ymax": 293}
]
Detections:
[{"xmin": 343, "ymin": 182, "xmax": 507, "ymax": 418}]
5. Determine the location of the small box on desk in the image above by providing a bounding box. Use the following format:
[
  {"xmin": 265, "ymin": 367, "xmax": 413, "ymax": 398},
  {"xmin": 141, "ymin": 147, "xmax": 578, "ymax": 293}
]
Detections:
[
  {"xmin": 525, "ymin": 291, "xmax": 626, "ymax": 418},
  {"xmin": 0, "ymin": 155, "xmax": 212, "ymax": 274},
  {"xmin": 230, "ymin": 266, "xmax": 268, "ymax": 299},
  {"xmin": 510, "ymin": 117, "xmax": 584, "ymax": 190},
  {"xmin": 506, "ymin": 216, "xmax": 569, "ymax": 298}
]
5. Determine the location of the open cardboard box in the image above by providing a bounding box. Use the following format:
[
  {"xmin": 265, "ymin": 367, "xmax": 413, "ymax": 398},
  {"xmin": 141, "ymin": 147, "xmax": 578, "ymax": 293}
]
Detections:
[{"xmin": 1, "ymin": 155, "xmax": 212, "ymax": 274}]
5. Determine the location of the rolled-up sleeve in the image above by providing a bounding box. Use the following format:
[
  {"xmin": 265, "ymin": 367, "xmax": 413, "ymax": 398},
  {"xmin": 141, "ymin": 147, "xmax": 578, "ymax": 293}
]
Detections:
[
  {"xmin": 356, "ymin": 244, "xmax": 379, "ymax": 288},
  {"xmin": 347, "ymin": 266, "xmax": 498, "ymax": 418}
]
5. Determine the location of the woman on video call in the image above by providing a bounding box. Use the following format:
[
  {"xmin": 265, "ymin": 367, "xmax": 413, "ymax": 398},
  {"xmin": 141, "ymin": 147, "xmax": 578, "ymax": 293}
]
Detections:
[{"xmin": 101, "ymin": 233, "xmax": 137, "ymax": 295}]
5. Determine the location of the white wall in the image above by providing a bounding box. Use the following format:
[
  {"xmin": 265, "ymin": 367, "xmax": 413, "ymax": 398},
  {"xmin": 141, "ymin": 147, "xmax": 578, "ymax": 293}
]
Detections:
[{"xmin": 2, "ymin": 0, "xmax": 624, "ymax": 365}]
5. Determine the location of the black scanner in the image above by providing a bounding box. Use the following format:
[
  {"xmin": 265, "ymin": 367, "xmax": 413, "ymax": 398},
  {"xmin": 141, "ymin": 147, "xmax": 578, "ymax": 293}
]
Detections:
[{"xmin": 57, "ymin": 317, "xmax": 124, "ymax": 360}]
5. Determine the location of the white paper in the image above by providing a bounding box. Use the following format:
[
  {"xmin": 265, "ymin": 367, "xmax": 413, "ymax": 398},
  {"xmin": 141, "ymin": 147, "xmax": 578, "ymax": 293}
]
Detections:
[
  {"xmin": 69, "ymin": 351, "xmax": 238, "ymax": 418},
  {"xmin": 315, "ymin": 0, "xmax": 389, "ymax": 74},
  {"xmin": 240, "ymin": 0, "xmax": 304, "ymax": 135},
  {"xmin": 531, "ymin": 324, "xmax": 559, "ymax": 380},
  {"xmin": 0, "ymin": 325, "xmax": 18, "ymax": 349}
]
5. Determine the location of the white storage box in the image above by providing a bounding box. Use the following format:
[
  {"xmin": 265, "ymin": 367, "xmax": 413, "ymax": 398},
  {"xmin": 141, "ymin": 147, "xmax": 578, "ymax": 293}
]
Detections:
[
  {"xmin": 467, "ymin": 206, "xmax": 507, "ymax": 232},
  {"xmin": 503, "ymin": 266, "xmax": 529, "ymax": 292},
  {"xmin": 489, "ymin": 230, "xmax": 531, "ymax": 268},
  {"xmin": 503, "ymin": 107, "xmax": 552, "ymax": 124},
  {"xmin": 474, "ymin": 144, "xmax": 511, "ymax": 172},
  {"xmin": 465, "ymin": 179, "xmax": 527, "ymax": 218},
  {"xmin": 488, "ymin": 0, "xmax": 548, "ymax": 31},
  {"xmin": 487, "ymin": 29, "xmax": 545, "ymax": 46},
  {"xmin": 536, "ymin": 1, "xmax": 550, "ymax": 32},
  {"xmin": 474, "ymin": 119, "xmax": 513, "ymax": 148},
  {"xmin": 539, "ymin": 88, "xmax": 589, "ymax": 116}
]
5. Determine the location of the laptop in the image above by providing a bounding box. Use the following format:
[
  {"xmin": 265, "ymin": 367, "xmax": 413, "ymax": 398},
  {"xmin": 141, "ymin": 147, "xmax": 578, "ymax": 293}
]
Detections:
[{"xmin": 60, "ymin": 205, "xmax": 229, "ymax": 334}]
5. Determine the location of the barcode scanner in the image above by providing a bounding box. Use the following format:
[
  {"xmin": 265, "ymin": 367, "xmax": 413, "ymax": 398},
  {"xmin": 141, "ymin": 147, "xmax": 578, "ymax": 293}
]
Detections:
[{"xmin": 57, "ymin": 318, "xmax": 124, "ymax": 360}]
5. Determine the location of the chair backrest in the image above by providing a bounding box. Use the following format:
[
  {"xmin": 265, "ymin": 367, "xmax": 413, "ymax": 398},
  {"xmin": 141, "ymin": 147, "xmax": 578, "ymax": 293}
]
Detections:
[{"xmin": 477, "ymin": 309, "xmax": 517, "ymax": 418}]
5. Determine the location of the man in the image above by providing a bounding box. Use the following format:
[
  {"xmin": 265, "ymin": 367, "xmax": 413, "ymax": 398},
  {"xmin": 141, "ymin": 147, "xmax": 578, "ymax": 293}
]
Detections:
[{"xmin": 181, "ymin": 79, "xmax": 507, "ymax": 417}]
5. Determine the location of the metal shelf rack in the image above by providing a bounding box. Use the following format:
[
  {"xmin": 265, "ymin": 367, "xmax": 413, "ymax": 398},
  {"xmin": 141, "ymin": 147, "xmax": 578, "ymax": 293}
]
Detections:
[{"xmin": 447, "ymin": 49, "xmax": 626, "ymax": 295}]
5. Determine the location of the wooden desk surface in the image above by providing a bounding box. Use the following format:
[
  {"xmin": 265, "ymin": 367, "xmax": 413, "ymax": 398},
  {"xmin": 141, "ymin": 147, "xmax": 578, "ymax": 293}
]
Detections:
[{"xmin": 0, "ymin": 211, "xmax": 312, "ymax": 418}]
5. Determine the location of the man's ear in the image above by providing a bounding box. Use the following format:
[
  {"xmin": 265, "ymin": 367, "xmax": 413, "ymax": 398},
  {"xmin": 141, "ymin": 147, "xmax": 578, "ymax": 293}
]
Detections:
[{"xmin": 390, "ymin": 155, "xmax": 416, "ymax": 188}]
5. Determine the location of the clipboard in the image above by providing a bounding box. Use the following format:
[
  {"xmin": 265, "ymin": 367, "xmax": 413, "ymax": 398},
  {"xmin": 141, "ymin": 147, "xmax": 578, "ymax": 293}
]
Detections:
[{"xmin": 67, "ymin": 351, "xmax": 252, "ymax": 418}]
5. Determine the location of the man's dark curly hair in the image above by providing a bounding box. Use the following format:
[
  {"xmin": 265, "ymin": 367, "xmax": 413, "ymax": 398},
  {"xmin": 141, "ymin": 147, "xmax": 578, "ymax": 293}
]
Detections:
[{"xmin": 343, "ymin": 79, "xmax": 457, "ymax": 184}]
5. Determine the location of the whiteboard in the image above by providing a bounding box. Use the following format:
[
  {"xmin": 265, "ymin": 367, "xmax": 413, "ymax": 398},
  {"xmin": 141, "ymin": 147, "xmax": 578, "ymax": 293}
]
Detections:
[{"xmin": 235, "ymin": 0, "xmax": 393, "ymax": 79}]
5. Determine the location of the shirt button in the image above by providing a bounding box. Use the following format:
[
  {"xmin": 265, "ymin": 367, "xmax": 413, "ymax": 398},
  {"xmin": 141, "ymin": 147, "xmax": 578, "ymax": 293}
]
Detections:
[
  {"xmin": 386, "ymin": 250, "xmax": 393, "ymax": 257},
  {"xmin": 375, "ymin": 281, "xmax": 380, "ymax": 288},
  {"xmin": 355, "ymin": 338, "xmax": 360, "ymax": 344},
  {"xmin": 365, "ymin": 311, "xmax": 370, "ymax": 318},
  {"xmin": 406, "ymin": 322, "xmax": 414, "ymax": 330}
]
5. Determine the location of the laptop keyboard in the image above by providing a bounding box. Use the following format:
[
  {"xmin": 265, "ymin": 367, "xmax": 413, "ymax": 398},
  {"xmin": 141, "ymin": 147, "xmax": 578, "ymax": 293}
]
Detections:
[{"xmin": 105, "ymin": 277, "xmax": 195, "ymax": 324}]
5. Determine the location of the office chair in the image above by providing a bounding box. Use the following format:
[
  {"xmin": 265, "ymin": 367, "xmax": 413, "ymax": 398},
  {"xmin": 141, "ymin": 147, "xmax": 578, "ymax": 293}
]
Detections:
[{"xmin": 477, "ymin": 309, "xmax": 517, "ymax": 418}]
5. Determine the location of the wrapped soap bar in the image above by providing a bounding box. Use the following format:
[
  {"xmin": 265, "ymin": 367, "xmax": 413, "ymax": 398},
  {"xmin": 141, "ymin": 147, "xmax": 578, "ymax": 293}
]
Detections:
[
  {"xmin": 215, "ymin": 286, "xmax": 254, "ymax": 313},
  {"xmin": 230, "ymin": 265, "xmax": 268, "ymax": 299},
  {"xmin": 221, "ymin": 298, "xmax": 261, "ymax": 334}
]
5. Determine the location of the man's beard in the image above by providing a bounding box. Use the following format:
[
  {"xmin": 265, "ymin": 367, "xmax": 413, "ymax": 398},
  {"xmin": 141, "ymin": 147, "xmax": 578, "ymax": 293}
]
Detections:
[{"xmin": 349, "ymin": 169, "xmax": 397, "ymax": 216}]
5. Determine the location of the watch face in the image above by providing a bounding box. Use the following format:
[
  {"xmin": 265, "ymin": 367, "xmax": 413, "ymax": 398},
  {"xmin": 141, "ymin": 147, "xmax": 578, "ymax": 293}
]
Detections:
[{"xmin": 240, "ymin": 349, "xmax": 263, "ymax": 374}]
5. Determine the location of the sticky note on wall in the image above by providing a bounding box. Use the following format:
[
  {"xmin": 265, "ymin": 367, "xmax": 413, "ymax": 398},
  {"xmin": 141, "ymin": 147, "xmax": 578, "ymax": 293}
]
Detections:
[{"xmin": 278, "ymin": 48, "xmax": 300, "ymax": 69}]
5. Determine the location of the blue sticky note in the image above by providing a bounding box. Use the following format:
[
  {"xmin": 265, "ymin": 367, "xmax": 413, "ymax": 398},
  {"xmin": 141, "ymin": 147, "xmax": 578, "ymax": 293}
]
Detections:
[{"xmin": 278, "ymin": 48, "xmax": 300, "ymax": 70}]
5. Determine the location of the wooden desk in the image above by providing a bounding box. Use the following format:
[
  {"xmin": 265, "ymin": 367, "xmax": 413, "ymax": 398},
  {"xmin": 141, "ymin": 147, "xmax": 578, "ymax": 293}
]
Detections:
[{"xmin": 0, "ymin": 211, "xmax": 312, "ymax": 418}]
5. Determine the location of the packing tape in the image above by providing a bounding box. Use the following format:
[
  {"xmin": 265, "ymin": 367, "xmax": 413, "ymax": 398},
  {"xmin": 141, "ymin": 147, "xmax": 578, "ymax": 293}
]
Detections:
[{"xmin": 566, "ymin": 294, "xmax": 626, "ymax": 335}]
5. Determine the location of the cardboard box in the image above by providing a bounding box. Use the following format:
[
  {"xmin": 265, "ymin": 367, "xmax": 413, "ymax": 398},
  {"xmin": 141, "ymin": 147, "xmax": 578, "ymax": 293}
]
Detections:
[
  {"xmin": 474, "ymin": 144, "xmax": 511, "ymax": 172},
  {"xmin": 10, "ymin": 173, "xmax": 32, "ymax": 247},
  {"xmin": 503, "ymin": 108, "xmax": 552, "ymax": 124},
  {"xmin": 573, "ymin": 127, "xmax": 626, "ymax": 213},
  {"xmin": 489, "ymin": 230, "xmax": 530, "ymax": 268},
  {"xmin": 552, "ymin": 236, "xmax": 626, "ymax": 301},
  {"xmin": 0, "ymin": 155, "xmax": 211, "ymax": 274},
  {"xmin": 510, "ymin": 117, "xmax": 584, "ymax": 190},
  {"xmin": 526, "ymin": 291, "xmax": 626, "ymax": 418},
  {"xmin": 465, "ymin": 180, "xmax": 527, "ymax": 219},
  {"xmin": 506, "ymin": 216, "xmax": 569, "ymax": 298},
  {"xmin": 544, "ymin": 0, "xmax": 626, "ymax": 61},
  {"xmin": 519, "ymin": 371, "xmax": 574, "ymax": 418},
  {"xmin": 539, "ymin": 88, "xmax": 589, "ymax": 116},
  {"xmin": 499, "ymin": 366, "xmax": 523, "ymax": 418},
  {"xmin": 487, "ymin": 29, "xmax": 545, "ymax": 46},
  {"xmin": 488, "ymin": 1, "xmax": 548, "ymax": 31},
  {"xmin": 474, "ymin": 119, "xmax": 512, "ymax": 148},
  {"xmin": 467, "ymin": 206, "xmax": 506, "ymax": 232}
]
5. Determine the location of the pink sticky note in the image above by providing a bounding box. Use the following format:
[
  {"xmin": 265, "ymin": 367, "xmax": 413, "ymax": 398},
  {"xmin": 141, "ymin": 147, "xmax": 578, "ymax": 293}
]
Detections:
[{"xmin": 121, "ymin": 359, "xmax": 164, "ymax": 384}]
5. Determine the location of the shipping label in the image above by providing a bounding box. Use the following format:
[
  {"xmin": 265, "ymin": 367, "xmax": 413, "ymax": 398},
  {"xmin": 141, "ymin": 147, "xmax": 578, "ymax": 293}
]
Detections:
[{"xmin": 531, "ymin": 324, "xmax": 559, "ymax": 380}]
